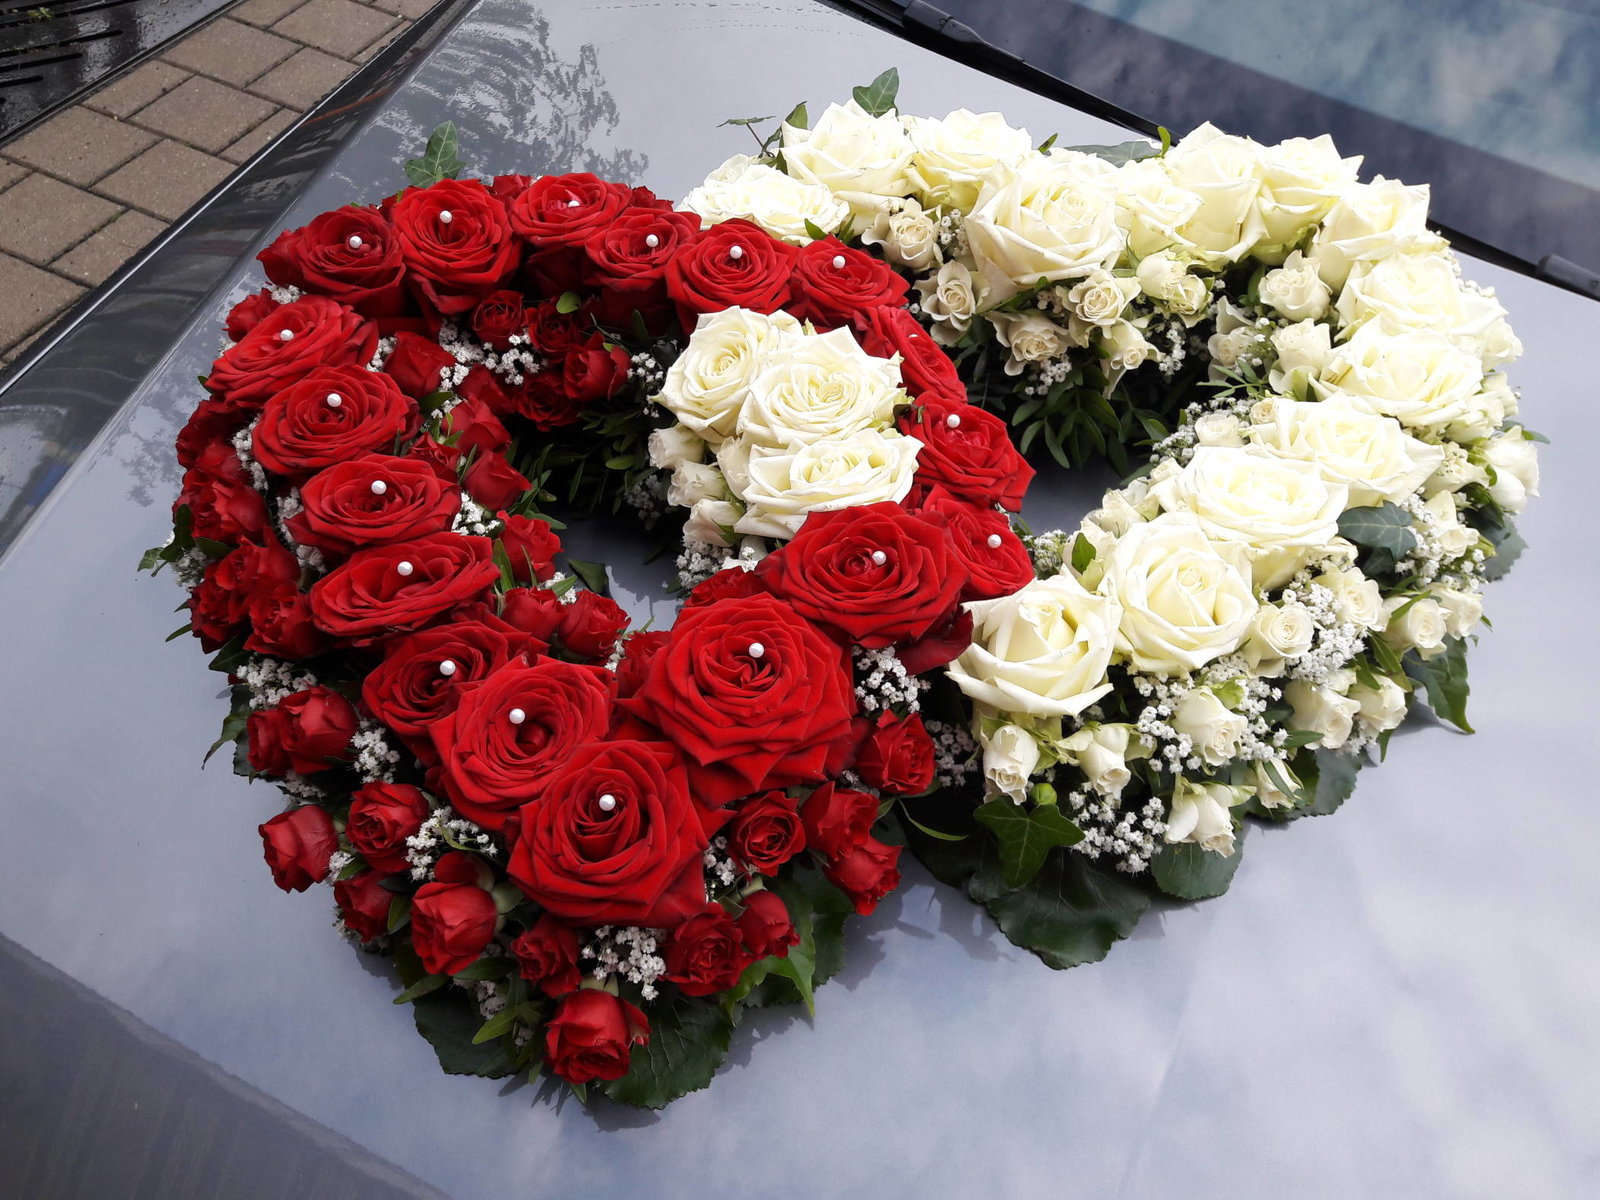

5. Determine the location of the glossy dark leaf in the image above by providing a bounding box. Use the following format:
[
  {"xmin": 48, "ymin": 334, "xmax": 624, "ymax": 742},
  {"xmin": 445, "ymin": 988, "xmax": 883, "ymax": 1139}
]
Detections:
[
  {"xmin": 974, "ymin": 799, "xmax": 1084, "ymax": 889},
  {"xmin": 412, "ymin": 989, "xmax": 517, "ymax": 1078},
  {"xmin": 600, "ymin": 991, "xmax": 733, "ymax": 1109},
  {"xmin": 851, "ymin": 68, "xmax": 899, "ymax": 118},
  {"xmin": 1337, "ymin": 502, "xmax": 1418, "ymax": 558},
  {"xmin": 980, "ymin": 849, "xmax": 1152, "ymax": 970},
  {"xmin": 1151, "ymin": 823, "xmax": 1248, "ymax": 900},
  {"xmin": 1405, "ymin": 638, "xmax": 1474, "ymax": 732}
]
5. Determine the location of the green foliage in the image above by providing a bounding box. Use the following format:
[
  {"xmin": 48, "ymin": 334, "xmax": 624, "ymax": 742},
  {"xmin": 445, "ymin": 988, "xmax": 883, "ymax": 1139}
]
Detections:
[
  {"xmin": 1151, "ymin": 824, "xmax": 1247, "ymax": 900},
  {"xmin": 973, "ymin": 799, "xmax": 1083, "ymax": 889},
  {"xmin": 600, "ymin": 991, "xmax": 734, "ymax": 1109},
  {"xmin": 1337, "ymin": 502, "xmax": 1418, "ymax": 575},
  {"xmin": 1064, "ymin": 138, "xmax": 1162, "ymax": 165},
  {"xmin": 1405, "ymin": 638, "xmax": 1473, "ymax": 732},
  {"xmin": 1301, "ymin": 747, "xmax": 1362, "ymax": 818},
  {"xmin": 851, "ymin": 68, "xmax": 900, "ymax": 118},
  {"xmin": 565, "ymin": 557, "xmax": 610, "ymax": 595},
  {"xmin": 412, "ymin": 989, "xmax": 518, "ymax": 1078},
  {"xmin": 403, "ymin": 122, "xmax": 467, "ymax": 188}
]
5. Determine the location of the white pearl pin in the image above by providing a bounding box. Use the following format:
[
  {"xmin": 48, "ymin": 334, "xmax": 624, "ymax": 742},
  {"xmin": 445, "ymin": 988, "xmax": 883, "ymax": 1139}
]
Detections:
[
  {"xmin": 370, "ymin": 480, "xmax": 387, "ymax": 496},
  {"xmin": 729, "ymin": 245, "xmax": 744, "ymax": 260},
  {"xmin": 832, "ymin": 255, "xmax": 846, "ymax": 269},
  {"xmin": 438, "ymin": 659, "xmax": 457, "ymax": 676},
  {"xmin": 871, "ymin": 550, "xmax": 888, "ymax": 566},
  {"xmin": 986, "ymin": 534, "xmax": 1003, "ymax": 549},
  {"xmin": 347, "ymin": 235, "xmax": 364, "ymax": 250},
  {"xmin": 747, "ymin": 642, "xmax": 765, "ymax": 658},
  {"xmin": 396, "ymin": 561, "xmax": 414, "ymax": 577},
  {"xmin": 597, "ymin": 793, "xmax": 617, "ymax": 812},
  {"xmin": 438, "ymin": 210, "xmax": 453, "ymax": 224},
  {"xmin": 508, "ymin": 708, "xmax": 526, "ymax": 724},
  {"xmin": 325, "ymin": 392, "xmax": 342, "ymax": 407}
]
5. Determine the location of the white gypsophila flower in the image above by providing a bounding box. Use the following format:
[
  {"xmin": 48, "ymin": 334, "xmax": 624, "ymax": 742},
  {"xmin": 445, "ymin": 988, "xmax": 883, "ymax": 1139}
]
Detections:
[
  {"xmin": 582, "ymin": 925, "xmax": 667, "ymax": 1002},
  {"xmin": 1069, "ymin": 789, "xmax": 1166, "ymax": 874},
  {"xmin": 405, "ymin": 806, "xmax": 496, "ymax": 881},
  {"xmin": 350, "ymin": 719, "xmax": 403, "ymax": 783},
  {"xmin": 679, "ymin": 154, "xmax": 848, "ymax": 244},
  {"xmin": 852, "ymin": 645, "xmax": 926, "ymax": 714}
]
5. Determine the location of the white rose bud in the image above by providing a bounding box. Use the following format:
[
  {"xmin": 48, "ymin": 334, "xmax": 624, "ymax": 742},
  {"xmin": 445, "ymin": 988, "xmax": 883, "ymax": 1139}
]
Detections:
[
  {"xmin": 1483, "ymin": 428, "xmax": 1541, "ymax": 514},
  {"xmin": 981, "ymin": 722, "xmax": 1042, "ymax": 804},
  {"xmin": 1170, "ymin": 689, "xmax": 1248, "ymax": 767},
  {"xmin": 1381, "ymin": 596, "xmax": 1449, "ymax": 656},
  {"xmin": 667, "ymin": 461, "xmax": 725, "ymax": 508},
  {"xmin": 647, "ymin": 424, "xmax": 705, "ymax": 471},
  {"xmin": 1422, "ymin": 491, "xmax": 1477, "ymax": 559},
  {"xmin": 1285, "ymin": 678, "xmax": 1361, "ymax": 750},
  {"xmin": 1352, "ymin": 676, "xmax": 1409, "ymax": 732},
  {"xmin": 861, "ymin": 197, "xmax": 942, "ymax": 272},
  {"xmin": 1060, "ymin": 723, "xmax": 1141, "ymax": 799},
  {"xmin": 914, "ymin": 259, "xmax": 981, "ymax": 346},
  {"xmin": 1066, "ymin": 268, "xmax": 1140, "ymax": 330},
  {"xmin": 683, "ymin": 498, "xmax": 742, "ymax": 547},
  {"xmin": 1166, "ymin": 777, "xmax": 1249, "ymax": 856},
  {"xmin": 1242, "ymin": 601, "xmax": 1316, "ymax": 672},
  {"xmin": 1258, "ymin": 249, "xmax": 1331, "ymax": 321},
  {"xmin": 1103, "ymin": 319, "xmax": 1159, "ymax": 376},
  {"xmin": 1253, "ymin": 760, "xmax": 1300, "ymax": 810},
  {"xmin": 989, "ymin": 311, "xmax": 1074, "ymax": 376},
  {"xmin": 1434, "ymin": 586, "xmax": 1484, "ymax": 637},
  {"xmin": 1316, "ymin": 564, "xmax": 1385, "ymax": 631},
  {"xmin": 1269, "ymin": 319, "xmax": 1332, "ymax": 396},
  {"xmin": 1193, "ymin": 412, "xmax": 1245, "ymax": 447},
  {"xmin": 1134, "ymin": 249, "xmax": 1209, "ymax": 315}
]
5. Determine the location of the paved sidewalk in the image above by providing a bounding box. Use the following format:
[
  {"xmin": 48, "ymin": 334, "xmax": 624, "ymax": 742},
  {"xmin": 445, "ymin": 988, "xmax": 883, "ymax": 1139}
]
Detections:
[{"xmin": 0, "ymin": 0, "xmax": 438, "ymax": 368}]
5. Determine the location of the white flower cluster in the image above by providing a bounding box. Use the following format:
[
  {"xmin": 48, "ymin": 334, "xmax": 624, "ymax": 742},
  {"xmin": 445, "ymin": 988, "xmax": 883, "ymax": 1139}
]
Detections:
[
  {"xmin": 450, "ymin": 494, "xmax": 499, "ymax": 537},
  {"xmin": 273, "ymin": 490, "xmax": 327, "ymax": 574},
  {"xmin": 1067, "ymin": 788, "xmax": 1166, "ymax": 874},
  {"xmin": 851, "ymin": 645, "xmax": 925, "ymax": 714},
  {"xmin": 404, "ymin": 806, "xmax": 497, "ymax": 881},
  {"xmin": 923, "ymin": 718, "xmax": 979, "ymax": 788},
  {"xmin": 581, "ymin": 926, "xmax": 666, "ymax": 1001},
  {"xmin": 234, "ymin": 654, "xmax": 318, "ymax": 710},
  {"xmin": 231, "ymin": 418, "xmax": 268, "ymax": 494},
  {"xmin": 622, "ymin": 470, "xmax": 669, "ymax": 524},
  {"xmin": 350, "ymin": 718, "xmax": 402, "ymax": 782},
  {"xmin": 701, "ymin": 835, "xmax": 739, "ymax": 891}
]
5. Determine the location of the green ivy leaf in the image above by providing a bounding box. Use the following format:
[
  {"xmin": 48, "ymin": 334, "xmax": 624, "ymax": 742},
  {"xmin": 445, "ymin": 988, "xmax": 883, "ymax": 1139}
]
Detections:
[
  {"xmin": 412, "ymin": 989, "xmax": 517, "ymax": 1077},
  {"xmin": 718, "ymin": 114, "xmax": 777, "ymax": 127},
  {"xmin": 1302, "ymin": 747, "xmax": 1361, "ymax": 818},
  {"xmin": 1405, "ymin": 638, "xmax": 1473, "ymax": 732},
  {"xmin": 1151, "ymin": 823, "xmax": 1248, "ymax": 900},
  {"xmin": 973, "ymin": 799, "xmax": 1084, "ymax": 889},
  {"xmin": 851, "ymin": 68, "xmax": 900, "ymax": 118},
  {"xmin": 1064, "ymin": 138, "xmax": 1161, "ymax": 165},
  {"xmin": 1337, "ymin": 502, "xmax": 1418, "ymax": 559},
  {"xmin": 565, "ymin": 557, "xmax": 610, "ymax": 595},
  {"xmin": 1070, "ymin": 532, "xmax": 1096, "ymax": 573},
  {"xmin": 980, "ymin": 848, "xmax": 1151, "ymax": 970},
  {"xmin": 600, "ymin": 991, "xmax": 734, "ymax": 1109},
  {"xmin": 784, "ymin": 100, "xmax": 808, "ymax": 130},
  {"xmin": 402, "ymin": 121, "xmax": 467, "ymax": 188},
  {"xmin": 555, "ymin": 291, "xmax": 581, "ymax": 314},
  {"xmin": 1482, "ymin": 526, "xmax": 1526, "ymax": 582}
]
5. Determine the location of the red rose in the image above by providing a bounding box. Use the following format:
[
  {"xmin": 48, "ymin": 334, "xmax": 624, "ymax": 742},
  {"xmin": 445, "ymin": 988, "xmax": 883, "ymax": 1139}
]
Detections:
[
  {"xmin": 176, "ymin": 392, "xmax": 255, "ymax": 469},
  {"xmin": 225, "ymin": 288, "xmax": 280, "ymax": 342},
  {"xmin": 494, "ymin": 513, "xmax": 559, "ymax": 584},
  {"xmin": 510, "ymin": 915, "xmax": 583, "ymax": 998},
  {"xmin": 662, "ymin": 905, "xmax": 754, "ymax": 996},
  {"xmin": 177, "ymin": 440, "xmax": 268, "ymax": 544},
  {"xmin": 208, "ymin": 537, "xmax": 299, "ymax": 628},
  {"xmin": 587, "ymin": 207, "xmax": 701, "ymax": 286},
  {"xmin": 526, "ymin": 298, "xmax": 591, "ymax": 357},
  {"xmin": 245, "ymin": 585, "xmax": 329, "ymax": 660},
  {"xmin": 557, "ymin": 589, "xmax": 629, "ymax": 660},
  {"xmin": 666, "ymin": 219, "xmax": 797, "ymax": 329},
  {"xmin": 544, "ymin": 989, "xmax": 649, "ymax": 1085},
  {"xmin": 509, "ymin": 172, "xmax": 633, "ymax": 246},
  {"xmin": 460, "ymin": 450, "xmax": 532, "ymax": 510},
  {"xmin": 896, "ymin": 608, "xmax": 975, "ymax": 675},
  {"xmin": 614, "ymin": 630, "xmax": 670, "ymax": 698},
  {"xmin": 252, "ymin": 365, "xmax": 420, "ymax": 478},
  {"xmin": 497, "ymin": 586, "xmax": 567, "ymax": 643},
  {"xmin": 259, "ymin": 806, "xmax": 338, "ymax": 892},
  {"xmin": 800, "ymin": 782, "xmax": 878, "ymax": 859},
  {"xmin": 309, "ymin": 533, "xmax": 499, "ymax": 645},
  {"xmin": 683, "ymin": 567, "xmax": 768, "ymax": 610},
  {"xmin": 737, "ymin": 890, "xmax": 798, "ymax": 960},
  {"xmin": 258, "ymin": 205, "xmax": 408, "ymax": 318},
  {"xmin": 205, "ymin": 296, "xmax": 377, "ymax": 407},
  {"xmin": 506, "ymin": 739, "xmax": 708, "ymax": 926},
  {"xmin": 619, "ymin": 595, "xmax": 857, "ymax": 806},
  {"xmin": 557, "ymin": 337, "xmax": 631, "ymax": 407},
  {"xmin": 361, "ymin": 619, "xmax": 521, "ymax": 742},
  {"xmin": 469, "ymin": 290, "xmax": 531, "ymax": 348},
  {"xmin": 290, "ymin": 453, "xmax": 460, "ymax": 558},
  {"xmin": 856, "ymin": 712, "xmax": 936, "ymax": 794},
  {"xmin": 914, "ymin": 488, "xmax": 1035, "ymax": 601},
  {"xmin": 854, "ymin": 305, "xmax": 967, "ymax": 404},
  {"xmin": 411, "ymin": 856, "xmax": 499, "ymax": 976},
  {"xmin": 787, "ymin": 238, "xmax": 909, "ymax": 330},
  {"xmin": 389, "ymin": 178, "xmax": 520, "ymax": 315},
  {"xmin": 755, "ymin": 502, "xmax": 966, "ymax": 648},
  {"xmin": 247, "ymin": 686, "xmax": 358, "ymax": 776},
  {"xmin": 898, "ymin": 397, "xmax": 1035, "ymax": 511},
  {"xmin": 346, "ymin": 782, "xmax": 431, "ymax": 873},
  {"xmin": 727, "ymin": 791, "xmax": 805, "ymax": 875},
  {"xmin": 823, "ymin": 837, "xmax": 902, "ymax": 915},
  {"xmin": 383, "ymin": 332, "xmax": 456, "ymax": 398},
  {"xmin": 334, "ymin": 870, "xmax": 392, "ymax": 941},
  {"xmin": 435, "ymin": 393, "xmax": 511, "ymax": 456},
  {"xmin": 429, "ymin": 658, "xmax": 614, "ymax": 829},
  {"xmin": 189, "ymin": 574, "xmax": 239, "ymax": 651}
]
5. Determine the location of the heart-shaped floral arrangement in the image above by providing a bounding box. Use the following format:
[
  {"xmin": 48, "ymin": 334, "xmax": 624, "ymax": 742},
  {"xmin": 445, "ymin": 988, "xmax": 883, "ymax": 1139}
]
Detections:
[{"xmin": 145, "ymin": 71, "xmax": 1537, "ymax": 1108}]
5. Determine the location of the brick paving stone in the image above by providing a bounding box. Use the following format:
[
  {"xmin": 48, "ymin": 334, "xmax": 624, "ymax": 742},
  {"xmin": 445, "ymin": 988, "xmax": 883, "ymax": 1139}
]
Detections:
[
  {"xmin": 161, "ymin": 18, "xmax": 299, "ymax": 87},
  {"xmin": 132, "ymin": 76, "xmax": 279, "ymax": 155},
  {"xmin": 365, "ymin": 0, "xmax": 437, "ymax": 19},
  {"xmin": 95, "ymin": 141, "xmax": 234, "ymax": 221},
  {"xmin": 273, "ymin": 0, "xmax": 398, "ymax": 59},
  {"xmin": 0, "ymin": 254, "xmax": 83, "ymax": 354},
  {"xmin": 2, "ymin": 108, "xmax": 159, "ymax": 188},
  {"xmin": 0, "ymin": 176, "xmax": 121, "ymax": 266},
  {"xmin": 248, "ymin": 47, "xmax": 355, "ymax": 110},
  {"xmin": 84, "ymin": 61, "xmax": 190, "ymax": 120},
  {"xmin": 2, "ymin": 329, "xmax": 44, "ymax": 367},
  {"xmin": 0, "ymin": 160, "xmax": 25, "ymax": 193},
  {"xmin": 222, "ymin": 108, "xmax": 299, "ymax": 164},
  {"xmin": 354, "ymin": 26, "xmax": 403, "ymax": 64},
  {"xmin": 233, "ymin": 0, "xmax": 310, "ymax": 30},
  {"xmin": 51, "ymin": 211, "xmax": 170, "ymax": 286}
]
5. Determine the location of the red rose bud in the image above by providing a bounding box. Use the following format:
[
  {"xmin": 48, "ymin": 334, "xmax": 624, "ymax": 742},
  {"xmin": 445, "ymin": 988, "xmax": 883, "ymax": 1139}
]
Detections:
[
  {"xmin": 176, "ymin": 391, "xmax": 256, "ymax": 469},
  {"xmin": 308, "ymin": 533, "xmax": 500, "ymax": 646},
  {"xmin": 460, "ymin": 451, "xmax": 531, "ymax": 511},
  {"xmin": 559, "ymin": 338, "xmax": 631, "ymax": 407},
  {"xmin": 663, "ymin": 906, "xmax": 755, "ymax": 997},
  {"xmin": 853, "ymin": 304, "xmax": 967, "ymax": 405},
  {"xmin": 470, "ymin": 290, "xmax": 532, "ymax": 348},
  {"xmin": 728, "ymin": 791, "xmax": 806, "ymax": 875},
  {"xmin": 389, "ymin": 178, "xmax": 520, "ymax": 316},
  {"xmin": 755, "ymin": 501, "xmax": 967, "ymax": 648},
  {"xmin": 225, "ymin": 288, "xmax": 280, "ymax": 342},
  {"xmin": 334, "ymin": 869, "xmax": 394, "ymax": 941},
  {"xmin": 737, "ymin": 890, "xmax": 798, "ymax": 960},
  {"xmin": 435, "ymin": 393, "xmax": 511, "ymax": 456},
  {"xmin": 510, "ymin": 915, "xmax": 583, "ymax": 998},
  {"xmin": 410, "ymin": 873, "xmax": 499, "ymax": 976},
  {"xmin": 210, "ymin": 538, "xmax": 299, "ymax": 629},
  {"xmin": 177, "ymin": 440, "xmax": 269, "ymax": 544},
  {"xmin": 383, "ymin": 331, "xmax": 457, "ymax": 399},
  {"xmin": 346, "ymin": 782, "xmax": 431, "ymax": 873},
  {"xmin": 683, "ymin": 567, "xmax": 768, "ymax": 610},
  {"xmin": 557, "ymin": 589, "xmax": 630, "ymax": 660},
  {"xmin": 666, "ymin": 219, "xmax": 798, "ymax": 330},
  {"xmin": 800, "ymin": 782, "xmax": 878, "ymax": 860},
  {"xmin": 823, "ymin": 837, "xmax": 903, "ymax": 916},
  {"xmin": 291, "ymin": 453, "xmax": 461, "ymax": 559},
  {"xmin": 497, "ymin": 586, "xmax": 567, "ymax": 643},
  {"xmin": 614, "ymin": 630, "xmax": 670, "ymax": 699},
  {"xmin": 252, "ymin": 365, "xmax": 420, "ymax": 479},
  {"xmin": 245, "ymin": 585, "xmax": 330, "ymax": 660},
  {"xmin": 914, "ymin": 488, "xmax": 1036, "ymax": 601},
  {"xmin": 205, "ymin": 295, "xmax": 377, "ymax": 408},
  {"xmin": 544, "ymin": 989, "xmax": 649, "ymax": 1085},
  {"xmin": 495, "ymin": 513, "xmax": 560, "ymax": 584},
  {"xmin": 526, "ymin": 298, "xmax": 591, "ymax": 357},
  {"xmin": 855, "ymin": 713, "xmax": 936, "ymax": 795},
  {"xmin": 247, "ymin": 686, "xmax": 359, "ymax": 776},
  {"xmin": 898, "ymin": 396, "xmax": 1035, "ymax": 512},
  {"xmin": 258, "ymin": 205, "xmax": 408, "ymax": 318},
  {"xmin": 258, "ymin": 805, "xmax": 339, "ymax": 892},
  {"xmin": 787, "ymin": 238, "xmax": 910, "ymax": 331}
]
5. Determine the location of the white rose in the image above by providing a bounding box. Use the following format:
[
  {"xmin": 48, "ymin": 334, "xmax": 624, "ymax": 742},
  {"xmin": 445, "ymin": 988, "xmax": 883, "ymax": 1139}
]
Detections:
[
  {"xmin": 1316, "ymin": 324, "xmax": 1486, "ymax": 434},
  {"xmin": 1433, "ymin": 586, "xmax": 1483, "ymax": 637},
  {"xmin": 659, "ymin": 308, "xmax": 804, "ymax": 445},
  {"xmin": 1258, "ymin": 249, "xmax": 1331, "ymax": 321},
  {"xmin": 1483, "ymin": 428, "xmax": 1540, "ymax": 513},
  {"xmin": 1115, "ymin": 158, "xmax": 1203, "ymax": 257},
  {"xmin": 678, "ymin": 154, "xmax": 848, "ymax": 245},
  {"xmin": 1166, "ymin": 778, "xmax": 1248, "ymax": 856},
  {"xmin": 989, "ymin": 311, "xmax": 1074, "ymax": 375},
  {"xmin": 1162, "ymin": 123, "xmax": 1266, "ymax": 266},
  {"xmin": 861, "ymin": 197, "xmax": 941, "ymax": 272},
  {"xmin": 1422, "ymin": 442, "xmax": 1488, "ymax": 498},
  {"xmin": 1268, "ymin": 319, "xmax": 1333, "ymax": 395},
  {"xmin": 1242, "ymin": 601, "xmax": 1316, "ymax": 672},
  {"xmin": 1381, "ymin": 596, "xmax": 1448, "ymax": 656},
  {"xmin": 1135, "ymin": 250, "xmax": 1209, "ymax": 315},
  {"xmin": 1171, "ymin": 689, "xmax": 1247, "ymax": 766},
  {"xmin": 1099, "ymin": 513, "xmax": 1259, "ymax": 675},
  {"xmin": 947, "ymin": 574, "xmax": 1122, "ymax": 717},
  {"xmin": 737, "ymin": 326, "xmax": 904, "ymax": 448},
  {"xmin": 1194, "ymin": 412, "xmax": 1245, "ymax": 448},
  {"xmin": 1150, "ymin": 446, "xmax": 1348, "ymax": 588},
  {"xmin": 1421, "ymin": 490, "xmax": 1476, "ymax": 558},
  {"xmin": 1255, "ymin": 135, "xmax": 1361, "ymax": 249},
  {"xmin": 1247, "ymin": 396, "xmax": 1444, "ymax": 507},
  {"xmin": 1087, "ymin": 488, "xmax": 1151, "ymax": 537},
  {"xmin": 1309, "ymin": 177, "xmax": 1439, "ymax": 289},
  {"xmin": 1316, "ymin": 563, "xmax": 1386, "ymax": 631},
  {"xmin": 732, "ymin": 429, "xmax": 921, "ymax": 539},
  {"xmin": 1481, "ymin": 372, "xmax": 1519, "ymax": 419},
  {"xmin": 965, "ymin": 154, "xmax": 1125, "ymax": 302},
  {"xmin": 1285, "ymin": 678, "xmax": 1361, "ymax": 750},
  {"xmin": 1478, "ymin": 317, "xmax": 1523, "ymax": 371},
  {"xmin": 1059, "ymin": 723, "xmax": 1143, "ymax": 799},
  {"xmin": 647, "ymin": 424, "xmax": 705, "ymax": 471},
  {"xmin": 683, "ymin": 498, "xmax": 742, "ymax": 547},
  {"xmin": 1335, "ymin": 251, "xmax": 1509, "ymax": 360},
  {"xmin": 780, "ymin": 99, "xmax": 914, "ymax": 220},
  {"xmin": 1352, "ymin": 676, "xmax": 1409, "ymax": 732},
  {"xmin": 1253, "ymin": 759, "xmax": 1301, "ymax": 810},
  {"xmin": 904, "ymin": 109, "xmax": 1035, "ymax": 211},
  {"xmin": 1104, "ymin": 319, "xmax": 1160, "ymax": 377},
  {"xmin": 980, "ymin": 722, "xmax": 1042, "ymax": 804},
  {"xmin": 667, "ymin": 461, "xmax": 725, "ymax": 507},
  {"xmin": 914, "ymin": 259, "xmax": 980, "ymax": 346},
  {"xmin": 1065, "ymin": 268, "xmax": 1140, "ymax": 330}
]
